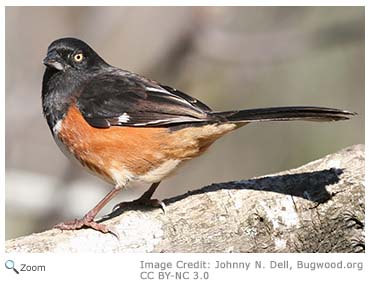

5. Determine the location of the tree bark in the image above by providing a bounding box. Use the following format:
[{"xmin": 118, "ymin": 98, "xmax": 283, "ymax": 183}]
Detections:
[{"xmin": 6, "ymin": 144, "xmax": 365, "ymax": 253}]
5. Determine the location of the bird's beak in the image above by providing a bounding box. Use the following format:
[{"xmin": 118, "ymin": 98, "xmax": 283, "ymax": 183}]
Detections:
[{"xmin": 42, "ymin": 50, "xmax": 65, "ymax": 71}]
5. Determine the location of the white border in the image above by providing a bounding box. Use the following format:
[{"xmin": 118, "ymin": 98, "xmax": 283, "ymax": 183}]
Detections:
[{"xmin": 3, "ymin": 0, "xmax": 368, "ymax": 7}]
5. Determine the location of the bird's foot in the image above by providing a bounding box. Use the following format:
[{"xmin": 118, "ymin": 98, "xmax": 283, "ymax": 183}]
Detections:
[{"xmin": 54, "ymin": 217, "xmax": 119, "ymax": 238}]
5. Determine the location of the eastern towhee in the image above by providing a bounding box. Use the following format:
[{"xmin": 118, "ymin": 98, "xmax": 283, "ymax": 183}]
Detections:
[{"xmin": 42, "ymin": 37, "xmax": 355, "ymax": 236}]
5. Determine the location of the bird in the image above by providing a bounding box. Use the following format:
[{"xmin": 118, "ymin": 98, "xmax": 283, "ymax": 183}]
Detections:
[{"xmin": 42, "ymin": 37, "xmax": 355, "ymax": 235}]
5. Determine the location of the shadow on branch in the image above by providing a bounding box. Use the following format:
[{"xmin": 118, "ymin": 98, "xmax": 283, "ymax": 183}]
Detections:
[{"xmin": 104, "ymin": 168, "xmax": 343, "ymax": 221}]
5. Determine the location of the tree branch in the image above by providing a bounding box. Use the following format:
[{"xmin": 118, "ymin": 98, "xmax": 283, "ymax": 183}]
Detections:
[{"xmin": 6, "ymin": 144, "xmax": 365, "ymax": 253}]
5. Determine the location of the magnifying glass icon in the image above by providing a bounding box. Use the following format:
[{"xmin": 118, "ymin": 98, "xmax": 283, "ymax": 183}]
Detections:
[{"xmin": 5, "ymin": 260, "xmax": 19, "ymax": 274}]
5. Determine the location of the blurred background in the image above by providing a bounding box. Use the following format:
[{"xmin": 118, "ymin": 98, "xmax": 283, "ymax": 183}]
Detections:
[{"xmin": 5, "ymin": 7, "xmax": 364, "ymax": 239}]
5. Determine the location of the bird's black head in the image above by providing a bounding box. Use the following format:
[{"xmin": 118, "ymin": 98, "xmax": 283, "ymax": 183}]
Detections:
[
  {"xmin": 43, "ymin": 37, "xmax": 108, "ymax": 72},
  {"xmin": 42, "ymin": 38, "xmax": 108, "ymax": 132}
]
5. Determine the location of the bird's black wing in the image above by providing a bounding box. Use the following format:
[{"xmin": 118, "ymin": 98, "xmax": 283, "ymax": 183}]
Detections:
[{"xmin": 76, "ymin": 70, "xmax": 215, "ymax": 128}]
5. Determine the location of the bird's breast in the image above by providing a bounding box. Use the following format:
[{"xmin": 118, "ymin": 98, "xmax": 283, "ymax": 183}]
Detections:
[
  {"xmin": 53, "ymin": 105, "xmax": 237, "ymax": 187},
  {"xmin": 53, "ymin": 105, "xmax": 182, "ymax": 186}
]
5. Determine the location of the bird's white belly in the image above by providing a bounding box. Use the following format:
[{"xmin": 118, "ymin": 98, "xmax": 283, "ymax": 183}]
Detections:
[{"xmin": 137, "ymin": 159, "xmax": 181, "ymax": 183}]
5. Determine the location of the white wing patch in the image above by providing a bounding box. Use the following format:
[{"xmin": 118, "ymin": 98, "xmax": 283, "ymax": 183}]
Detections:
[
  {"xmin": 145, "ymin": 86, "xmax": 171, "ymax": 94},
  {"xmin": 118, "ymin": 113, "xmax": 130, "ymax": 123},
  {"xmin": 146, "ymin": 86, "xmax": 195, "ymax": 108},
  {"xmin": 133, "ymin": 116, "xmax": 203, "ymax": 126}
]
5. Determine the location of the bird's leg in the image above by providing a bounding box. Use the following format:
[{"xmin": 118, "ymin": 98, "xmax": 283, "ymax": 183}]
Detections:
[
  {"xmin": 112, "ymin": 182, "xmax": 165, "ymax": 213},
  {"xmin": 54, "ymin": 185, "xmax": 122, "ymax": 236}
]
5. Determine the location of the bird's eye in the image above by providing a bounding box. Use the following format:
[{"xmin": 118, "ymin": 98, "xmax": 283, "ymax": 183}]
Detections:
[{"xmin": 73, "ymin": 53, "xmax": 84, "ymax": 62}]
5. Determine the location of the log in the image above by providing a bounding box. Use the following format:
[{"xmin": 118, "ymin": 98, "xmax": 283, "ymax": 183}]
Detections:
[{"xmin": 6, "ymin": 144, "xmax": 364, "ymax": 253}]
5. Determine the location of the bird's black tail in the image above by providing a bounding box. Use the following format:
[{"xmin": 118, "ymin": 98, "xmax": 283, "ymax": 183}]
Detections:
[{"xmin": 214, "ymin": 106, "xmax": 356, "ymax": 123}]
